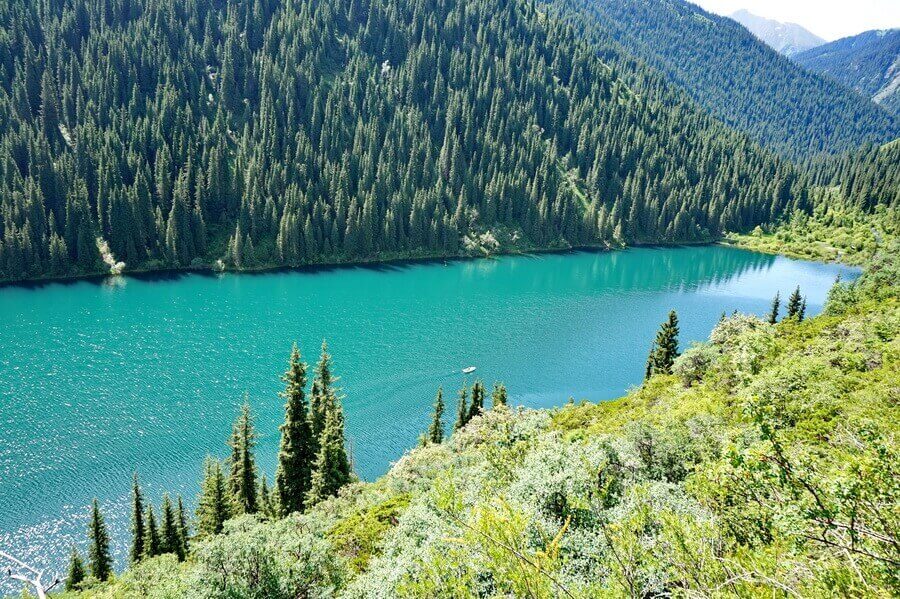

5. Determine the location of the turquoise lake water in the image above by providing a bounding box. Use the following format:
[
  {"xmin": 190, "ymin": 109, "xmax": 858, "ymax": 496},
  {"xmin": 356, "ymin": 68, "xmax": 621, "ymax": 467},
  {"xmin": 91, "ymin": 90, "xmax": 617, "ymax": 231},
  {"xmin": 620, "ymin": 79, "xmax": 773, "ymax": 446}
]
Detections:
[{"xmin": 0, "ymin": 246, "xmax": 859, "ymax": 584}]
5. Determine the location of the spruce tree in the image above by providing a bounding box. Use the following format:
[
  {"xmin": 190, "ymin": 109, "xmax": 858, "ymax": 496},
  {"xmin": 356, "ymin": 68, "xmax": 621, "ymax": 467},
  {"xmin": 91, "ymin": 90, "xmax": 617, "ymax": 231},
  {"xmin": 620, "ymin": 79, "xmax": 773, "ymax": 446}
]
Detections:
[
  {"xmin": 176, "ymin": 495, "xmax": 190, "ymax": 555},
  {"xmin": 491, "ymin": 382, "xmax": 508, "ymax": 408},
  {"xmin": 87, "ymin": 499, "xmax": 112, "ymax": 581},
  {"xmin": 468, "ymin": 381, "xmax": 485, "ymax": 421},
  {"xmin": 768, "ymin": 291, "xmax": 781, "ymax": 324},
  {"xmin": 275, "ymin": 344, "xmax": 315, "ymax": 515},
  {"xmin": 309, "ymin": 340, "xmax": 335, "ymax": 447},
  {"xmin": 427, "ymin": 387, "xmax": 445, "ymax": 444},
  {"xmin": 130, "ymin": 473, "xmax": 145, "ymax": 564},
  {"xmin": 228, "ymin": 398, "xmax": 258, "ymax": 514},
  {"xmin": 306, "ymin": 395, "xmax": 351, "ymax": 506},
  {"xmin": 786, "ymin": 286, "xmax": 803, "ymax": 319},
  {"xmin": 799, "ymin": 298, "xmax": 807, "ymax": 321},
  {"xmin": 65, "ymin": 547, "xmax": 86, "ymax": 591},
  {"xmin": 160, "ymin": 493, "xmax": 184, "ymax": 560},
  {"xmin": 196, "ymin": 458, "xmax": 233, "ymax": 536},
  {"xmin": 455, "ymin": 386, "xmax": 469, "ymax": 430},
  {"xmin": 645, "ymin": 310, "xmax": 680, "ymax": 378},
  {"xmin": 144, "ymin": 503, "xmax": 161, "ymax": 557},
  {"xmin": 258, "ymin": 474, "xmax": 277, "ymax": 519}
]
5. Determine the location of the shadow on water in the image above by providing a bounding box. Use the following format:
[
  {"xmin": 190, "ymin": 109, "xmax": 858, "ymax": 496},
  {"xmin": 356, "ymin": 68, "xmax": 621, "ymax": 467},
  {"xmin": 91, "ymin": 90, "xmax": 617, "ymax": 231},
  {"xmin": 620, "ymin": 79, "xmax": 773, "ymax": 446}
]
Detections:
[{"xmin": 0, "ymin": 244, "xmax": 779, "ymax": 292}]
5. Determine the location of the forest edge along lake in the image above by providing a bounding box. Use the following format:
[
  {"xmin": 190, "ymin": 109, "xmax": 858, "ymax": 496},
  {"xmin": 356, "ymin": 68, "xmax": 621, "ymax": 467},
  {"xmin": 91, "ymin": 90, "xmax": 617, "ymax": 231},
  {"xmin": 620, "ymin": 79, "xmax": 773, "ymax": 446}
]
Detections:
[{"xmin": 0, "ymin": 245, "xmax": 859, "ymax": 588}]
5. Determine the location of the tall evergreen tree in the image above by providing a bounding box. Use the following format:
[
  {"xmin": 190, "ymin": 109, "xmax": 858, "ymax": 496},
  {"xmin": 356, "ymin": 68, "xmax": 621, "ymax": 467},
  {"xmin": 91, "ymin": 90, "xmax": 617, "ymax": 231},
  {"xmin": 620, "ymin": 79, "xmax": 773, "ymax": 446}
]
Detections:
[
  {"xmin": 306, "ymin": 394, "xmax": 352, "ymax": 506},
  {"xmin": 130, "ymin": 473, "xmax": 145, "ymax": 564},
  {"xmin": 309, "ymin": 340, "xmax": 335, "ymax": 446},
  {"xmin": 491, "ymin": 382, "xmax": 508, "ymax": 408},
  {"xmin": 65, "ymin": 547, "xmax": 86, "ymax": 591},
  {"xmin": 144, "ymin": 503, "xmax": 161, "ymax": 557},
  {"xmin": 176, "ymin": 496, "xmax": 190, "ymax": 556},
  {"xmin": 645, "ymin": 310, "xmax": 680, "ymax": 378},
  {"xmin": 468, "ymin": 381, "xmax": 486, "ymax": 421},
  {"xmin": 455, "ymin": 386, "xmax": 469, "ymax": 430},
  {"xmin": 258, "ymin": 474, "xmax": 278, "ymax": 519},
  {"xmin": 160, "ymin": 493, "xmax": 184, "ymax": 560},
  {"xmin": 196, "ymin": 458, "xmax": 233, "ymax": 536},
  {"xmin": 228, "ymin": 398, "xmax": 258, "ymax": 514},
  {"xmin": 87, "ymin": 499, "xmax": 112, "ymax": 581},
  {"xmin": 275, "ymin": 343, "xmax": 315, "ymax": 515},
  {"xmin": 427, "ymin": 387, "xmax": 445, "ymax": 444},
  {"xmin": 768, "ymin": 291, "xmax": 781, "ymax": 324},
  {"xmin": 786, "ymin": 286, "xmax": 804, "ymax": 319}
]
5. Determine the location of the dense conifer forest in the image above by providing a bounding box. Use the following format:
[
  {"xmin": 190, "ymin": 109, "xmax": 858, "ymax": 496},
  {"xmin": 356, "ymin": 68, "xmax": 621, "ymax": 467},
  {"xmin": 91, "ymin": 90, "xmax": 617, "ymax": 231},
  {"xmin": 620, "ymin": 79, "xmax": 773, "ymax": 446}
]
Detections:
[
  {"xmin": 544, "ymin": 0, "xmax": 899, "ymax": 158},
  {"xmin": 0, "ymin": 0, "xmax": 808, "ymax": 283}
]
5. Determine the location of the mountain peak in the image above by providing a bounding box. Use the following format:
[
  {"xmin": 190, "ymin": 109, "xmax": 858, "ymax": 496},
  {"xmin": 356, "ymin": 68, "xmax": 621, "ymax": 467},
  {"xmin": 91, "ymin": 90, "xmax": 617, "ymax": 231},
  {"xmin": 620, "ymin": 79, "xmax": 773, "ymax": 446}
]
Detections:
[{"xmin": 730, "ymin": 9, "xmax": 826, "ymax": 56}]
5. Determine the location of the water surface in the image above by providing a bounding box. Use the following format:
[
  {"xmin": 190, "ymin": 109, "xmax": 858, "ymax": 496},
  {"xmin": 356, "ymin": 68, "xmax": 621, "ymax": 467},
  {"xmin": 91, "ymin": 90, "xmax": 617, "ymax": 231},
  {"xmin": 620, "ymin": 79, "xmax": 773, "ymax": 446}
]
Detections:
[{"xmin": 0, "ymin": 246, "xmax": 859, "ymax": 585}]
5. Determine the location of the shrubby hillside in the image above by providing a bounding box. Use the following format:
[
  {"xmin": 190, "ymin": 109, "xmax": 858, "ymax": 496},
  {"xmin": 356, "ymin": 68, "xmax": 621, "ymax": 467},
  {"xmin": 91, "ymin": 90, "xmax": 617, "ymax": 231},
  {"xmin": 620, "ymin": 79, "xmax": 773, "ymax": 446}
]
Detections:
[
  {"xmin": 60, "ymin": 241, "xmax": 899, "ymax": 597},
  {"xmin": 0, "ymin": 0, "xmax": 804, "ymax": 283}
]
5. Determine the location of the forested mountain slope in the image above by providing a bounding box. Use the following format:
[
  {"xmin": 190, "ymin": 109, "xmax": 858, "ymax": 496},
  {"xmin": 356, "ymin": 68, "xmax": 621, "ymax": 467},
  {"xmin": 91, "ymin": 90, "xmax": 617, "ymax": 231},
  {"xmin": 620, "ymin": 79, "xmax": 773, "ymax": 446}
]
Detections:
[
  {"xmin": 729, "ymin": 8, "xmax": 825, "ymax": 56},
  {"xmin": 795, "ymin": 29, "xmax": 900, "ymax": 115},
  {"xmin": 544, "ymin": 0, "xmax": 899, "ymax": 158},
  {"xmin": 60, "ymin": 239, "xmax": 900, "ymax": 597},
  {"xmin": 0, "ymin": 0, "xmax": 803, "ymax": 283}
]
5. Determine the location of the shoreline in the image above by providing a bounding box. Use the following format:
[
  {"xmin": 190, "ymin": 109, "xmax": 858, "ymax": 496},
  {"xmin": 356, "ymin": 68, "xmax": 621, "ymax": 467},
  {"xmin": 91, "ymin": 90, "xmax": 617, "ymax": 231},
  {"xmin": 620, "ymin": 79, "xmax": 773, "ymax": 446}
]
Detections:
[
  {"xmin": 0, "ymin": 239, "xmax": 730, "ymax": 290},
  {"xmin": 2, "ymin": 235, "xmax": 848, "ymax": 290}
]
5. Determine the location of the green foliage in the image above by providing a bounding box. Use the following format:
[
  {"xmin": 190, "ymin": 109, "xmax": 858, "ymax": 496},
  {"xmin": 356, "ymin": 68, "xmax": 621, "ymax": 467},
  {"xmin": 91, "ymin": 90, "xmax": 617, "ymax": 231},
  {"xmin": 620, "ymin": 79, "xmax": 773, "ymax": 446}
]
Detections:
[
  {"xmin": 491, "ymin": 382, "xmax": 508, "ymax": 408},
  {"xmin": 330, "ymin": 493, "xmax": 411, "ymax": 573},
  {"xmin": 87, "ymin": 499, "xmax": 112, "ymax": 582},
  {"xmin": 426, "ymin": 387, "xmax": 445, "ymax": 444},
  {"xmin": 228, "ymin": 399, "xmax": 259, "ymax": 515},
  {"xmin": 192, "ymin": 515, "xmax": 343, "ymax": 599},
  {"xmin": 0, "ymin": 0, "xmax": 809, "ymax": 284},
  {"xmin": 129, "ymin": 474, "xmax": 145, "ymax": 564},
  {"xmin": 65, "ymin": 547, "xmax": 86, "ymax": 591},
  {"xmin": 196, "ymin": 458, "xmax": 233, "ymax": 537},
  {"xmin": 545, "ymin": 0, "xmax": 898, "ymax": 158},
  {"xmin": 275, "ymin": 344, "xmax": 315, "ymax": 515},
  {"xmin": 645, "ymin": 310, "xmax": 680, "ymax": 378}
]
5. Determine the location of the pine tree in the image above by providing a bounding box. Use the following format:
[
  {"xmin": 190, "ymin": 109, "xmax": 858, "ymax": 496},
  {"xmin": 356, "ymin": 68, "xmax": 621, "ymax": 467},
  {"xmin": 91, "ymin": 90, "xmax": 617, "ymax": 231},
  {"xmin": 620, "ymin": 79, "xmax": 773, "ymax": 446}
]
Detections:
[
  {"xmin": 65, "ymin": 547, "xmax": 86, "ymax": 591},
  {"xmin": 455, "ymin": 386, "xmax": 469, "ymax": 430},
  {"xmin": 87, "ymin": 499, "xmax": 112, "ymax": 581},
  {"xmin": 196, "ymin": 458, "xmax": 233, "ymax": 536},
  {"xmin": 427, "ymin": 387, "xmax": 445, "ymax": 444},
  {"xmin": 786, "ymin": 286, "xmax": 803, "ymax": 319},
  {"xmin": 491, "ymin": 382, "xmax": 508, "ymax": 408},
  {"xmin": 645, "ymin": 310, "xmax": 680, "ymax": 378},
  {"xmin": 306, "ymin": 395, "xmax": 351, "ymax": 506},
  {"xmin": 799, "ymin": 298, "xmax": 807, "ymax": 321},
  {"xmin": 275, "ymin": 344, "xmax": 315, "ymax": 515},
  {"xmin": 768, "ymin": 291, "xmax": 781, "ymax": 324},
  {"xmin": 160, "ymin": 493, "xmax": 184, "ymax": 560},
  {"xmin": 228, "ymin": 398, "xmax": 258, "ymax": 514},
  {"xmin": 144, "ymin": 503, "xmax": 161, "ymax": 557},
  {"xmin": 130, "ymin": 473, "xmax": 145, "ymax": 563}
]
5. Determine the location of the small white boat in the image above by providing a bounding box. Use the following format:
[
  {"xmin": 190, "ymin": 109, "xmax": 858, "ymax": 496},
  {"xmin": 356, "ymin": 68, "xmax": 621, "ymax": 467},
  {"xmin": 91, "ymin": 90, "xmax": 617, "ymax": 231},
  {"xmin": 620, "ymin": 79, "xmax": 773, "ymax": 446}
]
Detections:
[{"xmin": 462, "ymin": 366, "xmax": 477, "ymax": 374}]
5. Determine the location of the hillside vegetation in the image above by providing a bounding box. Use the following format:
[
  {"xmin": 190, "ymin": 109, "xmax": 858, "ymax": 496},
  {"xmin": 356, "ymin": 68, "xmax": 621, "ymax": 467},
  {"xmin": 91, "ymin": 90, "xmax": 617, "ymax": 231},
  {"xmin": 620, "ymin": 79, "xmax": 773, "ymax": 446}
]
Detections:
[
  {"xmin": 794, "ymin": 29, "xmax": 900, "ymax": 115},
  {"xmin": 0, "ymin": 0, "xmax": 804, "ymax": 283},
  {"xmin": 55, "ymin": 238, "xmax": 900, "ymax": 597},
  {"xmin": 544, "ymin": 0, "xmax": 899, "ymax": 158}
]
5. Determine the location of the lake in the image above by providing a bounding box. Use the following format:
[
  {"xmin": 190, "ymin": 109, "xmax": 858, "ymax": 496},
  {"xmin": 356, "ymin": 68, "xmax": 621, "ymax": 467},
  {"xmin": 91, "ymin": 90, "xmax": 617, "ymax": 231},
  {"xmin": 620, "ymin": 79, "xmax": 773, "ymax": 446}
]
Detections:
[{"xmin": 0, "ymin": 246, "xmax": 859, "ymax": 586}]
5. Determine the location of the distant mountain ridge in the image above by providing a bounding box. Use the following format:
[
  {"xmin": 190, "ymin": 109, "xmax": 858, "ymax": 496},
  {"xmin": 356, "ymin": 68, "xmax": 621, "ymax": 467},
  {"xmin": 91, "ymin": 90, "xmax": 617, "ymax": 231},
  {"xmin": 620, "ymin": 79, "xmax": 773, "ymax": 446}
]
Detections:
[
  {"xmin": 730, "ymin": 9, "xmax": 826, "ymax": 56},
  {"xmin": 544, "ymin": 0, "xmax": 898, "ymax": 158},
  {"xmin": 794, "ymin": 29, "xmax": 900, "ymax": 115}
]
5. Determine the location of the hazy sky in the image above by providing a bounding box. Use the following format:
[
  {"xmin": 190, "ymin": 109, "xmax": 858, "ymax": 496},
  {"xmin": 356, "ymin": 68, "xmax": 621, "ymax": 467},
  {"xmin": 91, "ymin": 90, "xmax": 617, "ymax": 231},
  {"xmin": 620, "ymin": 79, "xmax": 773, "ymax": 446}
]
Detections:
[{"xmin": 691, "ymin": 0, "xmax": 900, "ymax": 41}]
